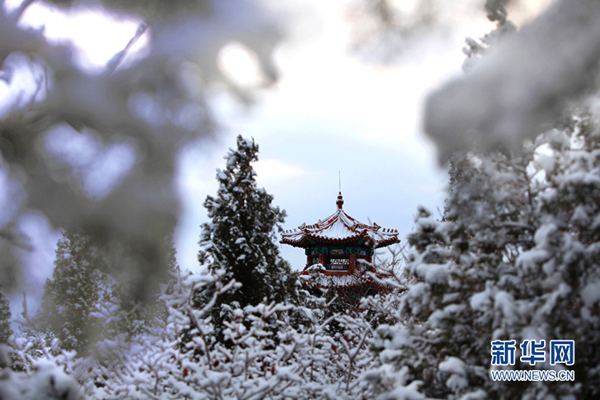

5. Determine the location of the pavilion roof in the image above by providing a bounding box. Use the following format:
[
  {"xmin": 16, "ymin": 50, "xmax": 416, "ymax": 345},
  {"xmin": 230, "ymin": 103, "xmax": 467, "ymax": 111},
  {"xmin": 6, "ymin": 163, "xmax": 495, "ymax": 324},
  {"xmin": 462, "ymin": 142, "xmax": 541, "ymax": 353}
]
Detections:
[{"xmin": 280, "ymin": 192, "xmax": 400, "ymax": 249}]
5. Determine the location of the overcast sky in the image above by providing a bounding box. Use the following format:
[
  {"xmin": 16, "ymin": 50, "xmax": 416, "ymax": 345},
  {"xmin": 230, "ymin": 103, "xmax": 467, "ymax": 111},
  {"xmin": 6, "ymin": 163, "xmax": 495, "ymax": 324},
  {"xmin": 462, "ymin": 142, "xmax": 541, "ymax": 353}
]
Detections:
[{"xmin": 3, "ymin": 0, "xmax": 554, "ymax": 318}]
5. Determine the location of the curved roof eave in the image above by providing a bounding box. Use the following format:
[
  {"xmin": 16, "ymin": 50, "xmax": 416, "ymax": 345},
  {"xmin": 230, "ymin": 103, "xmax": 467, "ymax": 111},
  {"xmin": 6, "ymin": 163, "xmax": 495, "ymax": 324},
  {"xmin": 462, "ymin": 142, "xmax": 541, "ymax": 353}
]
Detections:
[{"xmin": 280, "ymin": 192, "xmax": 400, "ymax": 248}]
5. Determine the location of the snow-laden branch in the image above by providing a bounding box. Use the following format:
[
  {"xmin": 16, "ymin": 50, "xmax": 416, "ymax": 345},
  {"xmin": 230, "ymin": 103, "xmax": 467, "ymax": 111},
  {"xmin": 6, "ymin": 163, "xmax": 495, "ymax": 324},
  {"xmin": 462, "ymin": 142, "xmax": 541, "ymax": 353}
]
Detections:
[{"xmin": 425, "ymin": 0, "xmax": 600, "ymax": 163}]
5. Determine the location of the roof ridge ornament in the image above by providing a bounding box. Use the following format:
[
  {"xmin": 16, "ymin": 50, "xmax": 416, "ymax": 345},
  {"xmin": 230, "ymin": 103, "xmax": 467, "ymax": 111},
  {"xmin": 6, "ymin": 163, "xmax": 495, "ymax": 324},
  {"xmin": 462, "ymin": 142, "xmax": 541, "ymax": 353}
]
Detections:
[{"xmin": 336, "ymin": 191, "xmax": 344, "ymax": 210}]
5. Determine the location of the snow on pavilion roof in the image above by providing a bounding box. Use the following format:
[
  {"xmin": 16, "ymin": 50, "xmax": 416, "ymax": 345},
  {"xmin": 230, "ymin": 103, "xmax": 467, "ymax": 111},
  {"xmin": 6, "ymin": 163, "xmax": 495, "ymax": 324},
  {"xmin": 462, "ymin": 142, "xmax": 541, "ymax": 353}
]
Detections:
[{"xmin": 280, "ymin": 192, "xmax": 400, "ymax": 249}]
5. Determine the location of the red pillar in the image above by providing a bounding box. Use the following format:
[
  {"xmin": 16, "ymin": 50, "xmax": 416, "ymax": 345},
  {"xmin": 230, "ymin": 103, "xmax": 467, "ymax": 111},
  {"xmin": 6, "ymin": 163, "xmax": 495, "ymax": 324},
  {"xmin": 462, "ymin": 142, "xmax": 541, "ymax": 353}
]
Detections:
[
  {"xmin": 319, "ymin": 254, "xmax": 327, "ymax": 268},
  {"xmin": 349, "ymin": 255, "xmax": 356, "ymax": 274}
]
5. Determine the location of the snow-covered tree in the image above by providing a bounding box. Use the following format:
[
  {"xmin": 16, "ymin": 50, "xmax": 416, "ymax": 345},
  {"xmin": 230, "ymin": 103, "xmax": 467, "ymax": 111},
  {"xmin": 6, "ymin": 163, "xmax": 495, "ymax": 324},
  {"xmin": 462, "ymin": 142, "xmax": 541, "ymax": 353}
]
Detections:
[
  {"xmin": 6, "ymin": 246, "xmax": 422, "ymax": 399},
  {"xmin": 367, "ymin": 114, "xmax": 600, "ymax": 399},
  {"xmin": 37, "ymin": 227, "xmax": 179, "ymax": 356},
  {"xmin": 37, "ymin": 230, "xmax": 109, "ymax": 354},
  {"xmin": 196, "ymin": 135, "xmax": 297, "ymax": 340},
  {"xmin": 365, "ymin": 2, "xmax": 600, "ymax": 396},
  {"xmin": 92, "ymin": 230, "xmax": 178, "ymax": 340},
  {"xmin": 0, "ymin": 288, "xmax": 12, "ymax": 344},
  {"xmin": 27, "ymin": 266, "xmax": 381, "ymax": 400}
]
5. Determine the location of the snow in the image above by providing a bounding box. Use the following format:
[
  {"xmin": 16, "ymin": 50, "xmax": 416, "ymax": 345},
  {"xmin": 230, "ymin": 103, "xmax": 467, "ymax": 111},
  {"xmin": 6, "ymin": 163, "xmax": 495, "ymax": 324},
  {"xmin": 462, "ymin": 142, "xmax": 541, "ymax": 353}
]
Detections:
[
  {"xmin": 380, "ymin": 379, "xmax": 425, "ymax": 400},
  {"xmin": 516, "ymin": 248, "xmax": 549, "ymax": 273},
  {"xmin": 582, "ymin": 280, "xmax": 600, "ymax": 308},
  {"xmin": 446, "ymin": 374, "xmax": 469, "ymax": 392},
  {"xmin": 520, "ymin": 326, "xmax": 545, "ymax": 343},
  {"xmin": 470, "ymin": 291, "xmax": 491, "ymax": 311},
  {"xmin": 493, "ymin": 291, "xmax": 518, "ymax": 325},
  {"xmin": 301, "ymin": 270, "xmax": 373, "ymax": 288},
  {"xmin": 439, "ymin": 357, "xmax": 466, "ymax": 375},
  {"xmin": 415, "ymin": 263, "xmax": 449, "ymax": 285},
  {"xmin": 0, "ymin": 361, "xmax": 82, "ymax": 400},
  {"xmin": 216, "ymin": 169, "xmax": 227, "ymax": 181},
  {"xmin": 458, "ymin": 389, "xmax": 488, "ymax": 400},
  {"xmin": 591, "ymin": 213, "xmax": 600, "ymax": 230},
  {"xmin": 569, "ymin": 205, "xmax": 588, "ymax": 225}
]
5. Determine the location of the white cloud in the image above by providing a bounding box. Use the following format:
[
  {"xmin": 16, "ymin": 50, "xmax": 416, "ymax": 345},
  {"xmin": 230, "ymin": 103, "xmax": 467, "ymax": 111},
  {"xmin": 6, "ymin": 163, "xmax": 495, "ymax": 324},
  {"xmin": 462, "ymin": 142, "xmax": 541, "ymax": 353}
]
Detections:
[{"xmin": 254, "ymin": 159, "xmax": 306, "ymax": 180}]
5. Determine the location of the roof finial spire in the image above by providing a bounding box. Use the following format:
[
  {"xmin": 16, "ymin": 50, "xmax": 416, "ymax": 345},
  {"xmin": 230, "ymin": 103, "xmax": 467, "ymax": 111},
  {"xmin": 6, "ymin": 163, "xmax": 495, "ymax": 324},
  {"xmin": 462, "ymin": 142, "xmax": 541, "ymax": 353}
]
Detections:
[{"xmin": 336, "ymin": 172, "xmax": 344, "ymax": 209}]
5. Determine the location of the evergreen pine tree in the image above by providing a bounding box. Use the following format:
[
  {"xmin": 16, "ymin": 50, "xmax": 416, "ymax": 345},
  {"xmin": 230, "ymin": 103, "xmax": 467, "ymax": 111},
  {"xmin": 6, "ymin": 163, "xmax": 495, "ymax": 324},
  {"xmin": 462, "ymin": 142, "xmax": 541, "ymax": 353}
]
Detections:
[
  {"xmin": 367, "ymin": 5, "xmax": 600, "ymax": 396},
  {"xmin": 103, "ymin": 231, "xmax": 178, "ymax": 337},
  {"xmin": 0, "ymin": 288, "xmax": 12, "ymax": 344},
  {"xmin": 196, "ymin": 135, "xmax": 297, "ymax": 339},
  {"xmin": 38, "ymin": 225, "xmax": 178, "ymax": 356},
  {"xmin": 38, "ymin": 229, "xmax": 108, "ymax": 354},
  {"xmin": 369, "ymin": 115, "xmax": 600, "ymax": 399}
]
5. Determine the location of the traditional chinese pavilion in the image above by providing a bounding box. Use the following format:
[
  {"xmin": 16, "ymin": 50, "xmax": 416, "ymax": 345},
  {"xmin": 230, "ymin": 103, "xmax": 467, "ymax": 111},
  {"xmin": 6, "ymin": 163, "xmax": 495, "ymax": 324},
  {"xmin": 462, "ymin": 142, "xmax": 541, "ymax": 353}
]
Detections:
[{"xmin": 281, "ymin": 192, "xmax": 400, "ymax": 292}]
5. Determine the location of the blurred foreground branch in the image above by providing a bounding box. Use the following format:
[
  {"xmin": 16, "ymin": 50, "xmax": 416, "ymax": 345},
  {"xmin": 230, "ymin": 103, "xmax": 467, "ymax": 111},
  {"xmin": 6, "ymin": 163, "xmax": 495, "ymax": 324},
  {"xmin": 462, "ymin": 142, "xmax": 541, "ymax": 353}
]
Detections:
[
  {"xmin": 425, "ymin": 0, "xmax": 600, "ymax": 163},
  {"xmin": 0, "ymin": 0, "xmax": 283, "ymax": 300}
]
